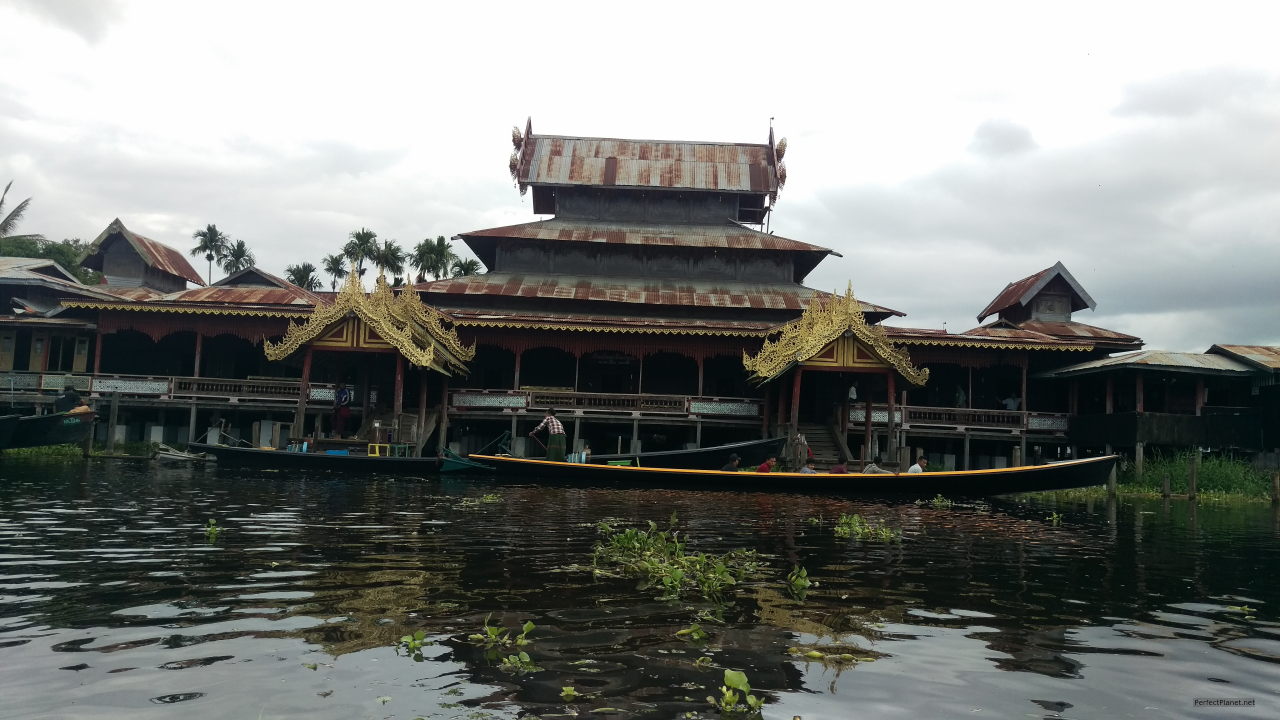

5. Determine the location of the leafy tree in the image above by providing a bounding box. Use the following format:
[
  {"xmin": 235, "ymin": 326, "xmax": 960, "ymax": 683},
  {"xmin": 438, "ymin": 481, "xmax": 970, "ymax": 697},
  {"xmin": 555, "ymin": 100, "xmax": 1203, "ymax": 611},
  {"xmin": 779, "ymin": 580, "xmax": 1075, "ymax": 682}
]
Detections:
[
  {"xmin": 284, "ymin": 262, "xmax": 322, "ymax": 291},
  {"xmin": 220, "ymin": 239, "xmax": 255, "ymax": 274},
  {"xmin": 0, "ymin": 180, "xmax": 44, "ymax": 244},
  {"xmin": 451, "ymin": 257, "xmax": 482, "ymax": 277},
  {"xmin": 343, "ymin": 228, "xmax": 378, "ymax": 277},
  {"xmin": 190, "ymin": 224, "xmax": 230, "ymax": 284},
  {"xmin": 411, "ymin": 235, "xmax": 457, "ymax": 282},
  {"xmin": 321, "ymin": 253, "xmax": 348, "ymax": 290},
  {"xmin": 373, "ymin": 239, "xmax": 407, "ymax": 278}
]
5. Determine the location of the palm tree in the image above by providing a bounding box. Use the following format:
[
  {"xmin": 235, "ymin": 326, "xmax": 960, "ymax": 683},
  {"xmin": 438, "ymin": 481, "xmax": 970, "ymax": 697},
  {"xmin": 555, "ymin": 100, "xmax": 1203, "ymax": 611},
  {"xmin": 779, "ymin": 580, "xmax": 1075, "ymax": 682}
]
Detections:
[
  {"xmin": 411, "ymin": 235, "xmax": 457, "ymax": 282},
  {"xmin": 284, "ymin": 262, "xmax": 322, "ymax": 291},
  {"xmin": 220, "ymin": 239, "xmax": 255, "ymax": 274},
  {"xmin": 451, "ymin": 258, "xmax": 482, "ymax": 277},
  {"xmin": 0, "ymin": 181, "xmax": 46, "ymax": 245},
  {"xmin": 321, "ymin": 253, "xmax": 348, "ymax": 290},
  {"xmin": 190, "ymin": 224, "xmax": 230, "ymax": 284},
  {"xmin": 343, "ymin": 228, "xmax": 378, "ymax": 277},
  {"xmin": 372, "ymin": 239, "xmax": 407, "ymax": 278}
]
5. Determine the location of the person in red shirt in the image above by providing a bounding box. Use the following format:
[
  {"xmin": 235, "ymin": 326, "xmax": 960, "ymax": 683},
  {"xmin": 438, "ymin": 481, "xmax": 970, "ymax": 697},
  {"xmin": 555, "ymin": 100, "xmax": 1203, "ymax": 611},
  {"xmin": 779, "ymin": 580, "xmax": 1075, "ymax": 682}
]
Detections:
[{"xmin": 756, "ymin": 456, "xmax": 777, "ymax": 473}]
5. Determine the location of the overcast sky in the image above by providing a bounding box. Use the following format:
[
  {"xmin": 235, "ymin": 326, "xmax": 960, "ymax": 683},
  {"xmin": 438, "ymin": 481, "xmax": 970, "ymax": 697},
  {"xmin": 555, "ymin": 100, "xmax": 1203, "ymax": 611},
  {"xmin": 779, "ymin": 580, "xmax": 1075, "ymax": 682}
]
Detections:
[{"xmin": 2, "ymin": 0, "xmax": 1277, "ymax": 351}]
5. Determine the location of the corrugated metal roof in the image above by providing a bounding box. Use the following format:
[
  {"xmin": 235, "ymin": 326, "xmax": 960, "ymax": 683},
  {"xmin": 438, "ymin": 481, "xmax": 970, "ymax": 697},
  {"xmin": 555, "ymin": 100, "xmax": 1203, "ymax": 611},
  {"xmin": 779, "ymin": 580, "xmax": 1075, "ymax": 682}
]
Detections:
[
  {"xmin": 99, "ymin": 287, "xmax": 163, "ymax": 301},
  {"xmin": 444, "ymin": 307, "xmax": 777, "ymax": 334},
  {"xmin": 520, "ymin": 134, "xmax": 777, "ymax": 193},
  {"xmin": 416, "ymin": 273, "xmax": 901, "ymax": 316},
  {"xmin": 975, "ymin": 261, "xmax": 1095, "ymax": 322},
  {"xmin": 0, "ymin": 260, "xmax": 119, "ymax": 303},
  {"xmin": 159, "ymin": 287, "xmax": 316, "ymax": 306},
  {"xmin": 885, "ymin": 325, "xmax": 1092, "ymax": 350},
  {"xmin": 1209, "ymin": 344, "xmax": 1280, "ymax": 371},
  {"xmin": 84, "ymin": 219, "xmax": 206, "ymax": 287},
  {"xmin": 1018, "ymin": 320, "xmax": 1141, "ymax": 343},
  {"xmin": 1044, "ymin": 351, "xmax": 1256, "ymax": 377},
  {"xmin": 459, "ymin": 218, "xmax": 832, "ymax": 254}
]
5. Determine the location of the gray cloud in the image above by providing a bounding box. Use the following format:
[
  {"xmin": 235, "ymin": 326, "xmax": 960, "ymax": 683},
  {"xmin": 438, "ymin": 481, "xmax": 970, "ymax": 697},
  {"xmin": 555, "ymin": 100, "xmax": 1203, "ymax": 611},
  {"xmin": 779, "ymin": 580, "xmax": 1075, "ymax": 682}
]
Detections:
[
  {"xmin": 786, "ymin": 70, "xmax": 1280, "ymax": 351},
  {"xmin": 1114, "ymin": 67, "xmax": 1276, "ymax": 118},
  {"xmin": 9, "ymin": 0, "xmax": 125, "ymax": 44},
  {"xmin": 968, "ymin": 119, "xmax": 1037, "ymax": 158}
]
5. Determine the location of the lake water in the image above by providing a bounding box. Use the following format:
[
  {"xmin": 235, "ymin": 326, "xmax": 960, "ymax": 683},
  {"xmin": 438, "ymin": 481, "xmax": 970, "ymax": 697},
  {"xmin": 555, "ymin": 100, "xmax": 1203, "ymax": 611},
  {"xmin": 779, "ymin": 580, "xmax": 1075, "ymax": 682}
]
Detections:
[{"xmin": 1, "ymin": 460, "xmax": 1277, "ymax": 719}]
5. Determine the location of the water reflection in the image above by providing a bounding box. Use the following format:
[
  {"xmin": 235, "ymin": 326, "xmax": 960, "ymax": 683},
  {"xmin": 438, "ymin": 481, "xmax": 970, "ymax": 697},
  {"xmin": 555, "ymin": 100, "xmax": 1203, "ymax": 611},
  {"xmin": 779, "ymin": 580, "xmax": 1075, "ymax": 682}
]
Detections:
[{"xmin": 0, "ymin": 460, "xmax": 1275, "ymax": 719}]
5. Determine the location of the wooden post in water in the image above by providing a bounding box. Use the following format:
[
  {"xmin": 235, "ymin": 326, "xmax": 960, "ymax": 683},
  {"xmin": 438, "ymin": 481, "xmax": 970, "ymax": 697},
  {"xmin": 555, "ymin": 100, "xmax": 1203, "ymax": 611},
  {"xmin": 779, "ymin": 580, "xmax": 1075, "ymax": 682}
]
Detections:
[
  {"xmin": 1162, "ymin": 473, "xmax": 1171, "ymax": 498},
  {"xmin": 1188, "ymin": 451, "xmax": 1199, "ymax": 501},
  {"xmin": 1105, "ymin": 443, "xmax": 1117, "ymax": 496},
  {"xmin": 1271, "ymin": 471, "xmax": 1279, "ymax": 505},
  {"xmin": 105, "ymin": 392, "xmax": 120, "ymax": 454},
  {"xmin": 1135, "ymin": 441, "xmax": 1145, "ymax": 477}
]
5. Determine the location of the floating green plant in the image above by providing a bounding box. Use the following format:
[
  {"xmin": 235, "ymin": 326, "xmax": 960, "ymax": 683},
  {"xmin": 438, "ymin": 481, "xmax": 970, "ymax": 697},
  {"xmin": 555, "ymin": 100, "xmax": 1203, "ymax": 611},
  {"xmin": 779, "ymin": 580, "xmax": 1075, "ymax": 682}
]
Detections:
[
  {"xmin": 787, "ymin": 644, "xmax": 878, "ymax": 666},
  {"xmin": 1047, "ymin": 511, "xmax": 1063, "ymax": 526},
  {"xmin": 467, "ymin": 615, "xmax": 534, "ymax": 648},
  {"xmin": 706, "ymin": 669, "xmax": 764, "ymax": 717},
  {"xmin": 786, "ymin": 565, "xmax": 813, "ymax": 599},
  {"xmin": 560, "ymin": 686, "xmax": 581, "ymax": 701},
  {"xmin": 204, "ymin": 519, "xmax": 221, "ymax": 542},
  {"xmin": 397, "ymin": 629, "xmax": 434, "ymax": 661},
  {"xmin": 833, "ymin": 513, "xmax": 901, "ymax": 541},
  {"xmin": 498, "ymin": 651, "xmax": 540, "ymax": 674},
  {"xmin": 929, "ymin": 494, "xmax": 954, "ymax": 509},
  {"xmin": 593, "ymin": 518, "xmax": 761, "ymax": 602},
  {"xmin": 675, "ymin": 622, "xmax": 708, "ymax": 642}
]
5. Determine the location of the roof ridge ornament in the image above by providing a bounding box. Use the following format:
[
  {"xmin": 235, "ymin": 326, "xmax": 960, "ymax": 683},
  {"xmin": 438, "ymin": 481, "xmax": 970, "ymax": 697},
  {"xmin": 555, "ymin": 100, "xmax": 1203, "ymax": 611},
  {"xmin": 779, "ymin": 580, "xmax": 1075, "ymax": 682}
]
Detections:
[
  {"xmin": 264, "ymin": 269, "xmax": 473, "ymax": 373},
  {"xmin": 742, "ymin": 282, "xmax": 929, "ymax": 386}
]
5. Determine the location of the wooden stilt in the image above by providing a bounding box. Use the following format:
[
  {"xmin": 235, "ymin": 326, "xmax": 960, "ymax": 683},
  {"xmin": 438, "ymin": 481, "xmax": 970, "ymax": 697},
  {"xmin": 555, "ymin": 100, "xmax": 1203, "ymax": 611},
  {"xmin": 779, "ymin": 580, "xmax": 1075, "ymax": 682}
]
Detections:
[
  {"xmin": 1188, "ymin": 451, "xmax": 1199, "ymax": 501},
  {"xmin": 106, "ymin": 392, "xmax": 120, "ymax": 454},
  {"xmin": 416, "ymin": 370, "xmax": 428, "ymax": 454},
  {"xmin": 293, "ymin": 347, "xmax": 313, "ymax": 436}
]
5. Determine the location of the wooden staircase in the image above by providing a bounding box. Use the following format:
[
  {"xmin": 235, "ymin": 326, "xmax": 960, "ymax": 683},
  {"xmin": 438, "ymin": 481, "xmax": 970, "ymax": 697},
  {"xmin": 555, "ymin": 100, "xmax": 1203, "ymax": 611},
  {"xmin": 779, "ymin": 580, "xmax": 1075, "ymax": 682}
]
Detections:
[{"xmin": 798, "ymin": 422, "xmax": 842, "ymax": 468}]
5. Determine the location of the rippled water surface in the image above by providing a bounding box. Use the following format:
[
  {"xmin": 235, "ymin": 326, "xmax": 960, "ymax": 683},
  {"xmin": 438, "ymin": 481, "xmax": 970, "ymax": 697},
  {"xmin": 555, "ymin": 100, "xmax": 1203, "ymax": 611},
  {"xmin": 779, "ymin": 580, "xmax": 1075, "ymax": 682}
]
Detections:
[{"xmin": 1, "ymin": 459, "xmax": 1277, "ymax": 719}]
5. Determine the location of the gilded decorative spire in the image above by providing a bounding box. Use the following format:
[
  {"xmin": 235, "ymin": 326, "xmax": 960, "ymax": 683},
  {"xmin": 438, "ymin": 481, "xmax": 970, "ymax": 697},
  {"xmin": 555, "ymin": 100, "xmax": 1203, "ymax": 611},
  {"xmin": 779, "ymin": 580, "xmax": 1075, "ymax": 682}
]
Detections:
[
  {"xmin": 742, "ymin": 283, "xmax": 929, "ymax": 386},
  {"xmin": 264, "ymin": 269, "xmax": 473, "ymax": 373}
]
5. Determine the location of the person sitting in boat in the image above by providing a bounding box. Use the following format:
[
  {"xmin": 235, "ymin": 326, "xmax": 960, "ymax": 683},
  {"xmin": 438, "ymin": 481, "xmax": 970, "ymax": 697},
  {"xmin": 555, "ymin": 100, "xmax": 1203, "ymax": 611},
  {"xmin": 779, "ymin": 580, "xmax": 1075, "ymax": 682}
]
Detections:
[
  {"xmin": 53, "ymin": 384, "xmax": 83, "ymax": 413},
  {"xmin": 861, "ymin": 455, "xmax": 892, "ymax": 474},
  {"xmin": 908, "ymin": 456, "xmax": 928, "ymax": 473},
  {"xmin": 756, "ymin": 456, "xmax": 777, "ymax": 473},
  {"xmin": 829, "ymin": 457, "xmax": 849, "ymax": 474},
  {"xmin": 530, "ymin": 408, "xmax": 567, "ymax": 462},
  {"xmin": 720, "ymin": 453, "xmax": 741, "ymax": 472},
  {"xmin": 799, "ymin": 460, "xmax": 818, "ymax": 474}
]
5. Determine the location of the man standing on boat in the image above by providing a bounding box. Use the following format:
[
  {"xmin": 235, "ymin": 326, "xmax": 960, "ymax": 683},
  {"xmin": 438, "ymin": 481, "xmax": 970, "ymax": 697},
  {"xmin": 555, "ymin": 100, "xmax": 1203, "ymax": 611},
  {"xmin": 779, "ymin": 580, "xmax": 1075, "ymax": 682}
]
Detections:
[{"xmin": 530, "ymin": 408, "xmax": 567, "ymax": 462}]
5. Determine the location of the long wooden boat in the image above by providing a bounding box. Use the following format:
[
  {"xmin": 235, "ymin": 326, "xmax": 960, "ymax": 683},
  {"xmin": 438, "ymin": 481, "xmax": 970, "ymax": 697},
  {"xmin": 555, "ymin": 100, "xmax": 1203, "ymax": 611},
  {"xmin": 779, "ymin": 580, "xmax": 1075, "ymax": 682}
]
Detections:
[
  {"xmin": 0, "ymin": 414, "xmax": 20, "ymax": 448},
  {"xmin": 466, "ymin": 453, "xmax": 1118, "ymax": 496},
  {"xmin": 4, "ymin": 411, "xmax": 95, "ymax": 450},
  {"xmin": 587, "ymin": 436, "xmax": 787, "ymax": 469},
  {"xmin": 188, "ymin": 442, "xmax": 440, "ymax": 473}
]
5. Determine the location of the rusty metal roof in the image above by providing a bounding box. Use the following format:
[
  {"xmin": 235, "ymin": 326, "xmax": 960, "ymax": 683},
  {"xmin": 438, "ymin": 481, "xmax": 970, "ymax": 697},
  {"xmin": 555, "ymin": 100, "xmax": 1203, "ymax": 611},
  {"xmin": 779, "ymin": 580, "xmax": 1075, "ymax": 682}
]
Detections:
[
  {"xmin": 159, "ymin": 267, "xmax": 320, "ymax": 306},
  {"xmin": 1041, "ymin": 351, "xmax": 1257, "ymax": 378},
  {"xmin": 886, "ymin": 325, "xmax": 1093, "ymax": 350},
  {"xmin": 518, "ymin": 128, "xmax": 778, "ymax": 193},
  {"xmin": 99, "ymin": 287, "xmax": 164, "ymax": 301},
  {"xmin": 0, "ymin": 258, "xmax": 119, "ymax": 304},
  {"xmin": 1208, "ymin": 344, "xmax": 1280, "ymax": 371},
  {"xmin": 416, "ymin": 273, "xmax": 901, "ymax": 317},
  {"xmin": 459, "ymin": 218, "xmax": 832, "ymax": 253},
  {"xmin": 83, "ymin": 219, "xmax": 206, "ymax": 286},
  {"xmin": 444, "ymin": 307, "xmax": 778, "ymax": 335},
  {"xmin": 1017, "ymin": 320, "xmax": 1141, "ymax": 344},
  {"xmin": 976, "ymin": 261, "xmax": 1095, "ymax": 322}
]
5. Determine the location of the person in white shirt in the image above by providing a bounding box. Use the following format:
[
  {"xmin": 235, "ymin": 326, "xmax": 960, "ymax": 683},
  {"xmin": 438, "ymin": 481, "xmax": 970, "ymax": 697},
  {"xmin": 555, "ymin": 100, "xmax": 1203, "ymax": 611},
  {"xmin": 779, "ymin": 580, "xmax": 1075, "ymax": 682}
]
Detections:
[{"xmin": 907, "ymin": 456, "xmax": 928, "ymax": 473}]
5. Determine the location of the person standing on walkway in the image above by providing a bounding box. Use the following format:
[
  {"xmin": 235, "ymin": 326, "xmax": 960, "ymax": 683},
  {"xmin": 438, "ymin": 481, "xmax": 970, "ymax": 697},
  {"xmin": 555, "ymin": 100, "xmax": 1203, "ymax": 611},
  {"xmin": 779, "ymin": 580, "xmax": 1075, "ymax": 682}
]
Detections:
[
  {"xmin": 332, "ymin": 383, "xmax": 352, "ymax": 438},
  {"xmin": 530, "ymin": 407, "xmax": 567, "ymax": 462}
]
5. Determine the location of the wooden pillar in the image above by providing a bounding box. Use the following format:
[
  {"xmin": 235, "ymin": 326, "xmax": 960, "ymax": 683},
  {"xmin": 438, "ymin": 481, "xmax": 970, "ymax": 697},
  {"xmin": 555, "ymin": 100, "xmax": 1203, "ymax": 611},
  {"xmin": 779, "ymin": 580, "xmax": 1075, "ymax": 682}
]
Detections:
[
  {"xmin": 636, "ymin": 354, "xmax": 644, "ymax": 395},
  {"xmin": 436, "ymin": 375, "xmax": 449, "ymax": 454},
  {"xmin": 962, "ymin": 432, "xmax": 970, "ymax": 471},
  {"xmin": 886, "ymin": 372, "xmax": 897, "ymax": 453},
  {"xmin": 631, "ymin": 418, "xmax": 640, "ymax": 454},
  {"xmin": 966, "ymin": 366, "xmax": 973, "ymax": 408},
  {"xmin": 788, "ymin": 368, "xmax": 803, "ymax": 437},
  {"xmin": 1068, "ymin": 380, "xmax": 1079, "ymax": 415},
  {"xmin": 761, "ymin": 386, "xmax": 772, "ymax": 438},
  {"xmin": 416, "ymin": 371, "xmax": 429, "ymax": 454},
  {"xmin": 393, "ymin": 355, "xmax": 405, "ymax": 421},
  {"xmin": 695, "ymin": 420, "xmax": 702, "ymax": 447},
  {"xmin": 1194, "ymin": 378, "xmax": 1205, "ymax": 416},
  {"xmin": 573, "ymin": 352, "xmax": 581, "ymax": 392},
  {"xmin": 1135, "ymin": 373, "xmax": 1144, "ymax": 413},
  {"xmin": 293, "ymin": 346, "xmax": 313, "ymax": 436},
  {"xmin": 513, "ymin": 350, "xmax": 522, "ymax": 390},
  {"xmin": 193, "ymin": 333, "xmax": 204, "ymax": 378},
  {"xmin": 1188, "ymin": 450, "xmax": 1199, "ymax": 501},
  {"xmin": 862, "ymin": 399, "xmax": 873, "ymax": 462},
  {"xmin": 1105, "ymin": 442, "xmax": 1117, "ymax": 495},
  {"xmin": 775, "ymin": 383, "xmax": 786, "ymax": 433},
  {"xmin": 1135, "ymin": 440, "xmax": 1145, "ymax": 477},
  {"xmin": 106, "ymin": 392, "xmax": 120, "ymax": 454},
  {"xmin": 1105, "ymin": 375, "xmax": 1114, "ymax": 414},
  {"xmin": 92, "ymin": 328, "xmax": 104, "ymax": 374},
  {"xmin": 187, "ymin": 404, "xmax": 198, "ymax": 444},
  {"xmin": 1271, "ymin": 471, "xmax": 1279, "ymax": 505},
  {"xmin": 1020, "ymin": 357, "xmax": 1028, "ymax": 410},
  {"xmin": 696, "ymin": 356, "xmax": 704, "ymax": 397}
]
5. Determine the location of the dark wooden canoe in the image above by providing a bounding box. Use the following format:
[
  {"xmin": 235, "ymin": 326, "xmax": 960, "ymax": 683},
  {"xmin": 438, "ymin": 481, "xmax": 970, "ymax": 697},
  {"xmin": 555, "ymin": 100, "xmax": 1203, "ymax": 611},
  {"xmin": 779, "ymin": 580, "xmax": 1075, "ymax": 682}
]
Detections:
[
  {"xmin": 588, "ymin": 436, "xmax": 787, "ymax": 469},
  {"xmin": 466, "ymin": 453, "xmax": 1117, "ymax": 496},
  {"xmin": 5, "ymin": 412, "xmax": 95, "ymax": 450},
  {"xmin": 188, "ymin": 442, "xmax": 440, "ymax": 473}
]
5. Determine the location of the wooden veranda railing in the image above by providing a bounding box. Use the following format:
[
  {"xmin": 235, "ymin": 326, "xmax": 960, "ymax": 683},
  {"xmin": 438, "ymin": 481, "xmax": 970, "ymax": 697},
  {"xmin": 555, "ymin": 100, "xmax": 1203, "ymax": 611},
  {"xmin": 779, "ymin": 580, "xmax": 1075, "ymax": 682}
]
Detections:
[
  {"xmin": 0, "ymin": 371, "xmax": 376, "ymax": 405},
  {"xmin": 850, "ymin": 403, "xmax": 1069, "ymax": 433},
  {"xmin": 449, "ymin": 388, "xmax": 764, "ymax": 419}
]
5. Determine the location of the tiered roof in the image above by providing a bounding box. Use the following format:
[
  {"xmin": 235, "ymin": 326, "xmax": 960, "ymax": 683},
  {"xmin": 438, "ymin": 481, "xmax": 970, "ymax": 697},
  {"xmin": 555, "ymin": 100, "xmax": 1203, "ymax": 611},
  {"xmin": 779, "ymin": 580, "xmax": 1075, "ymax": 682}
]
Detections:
[{"xmin": 82, "ymin": 219, "xmax": 205, "ymax": 287}]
